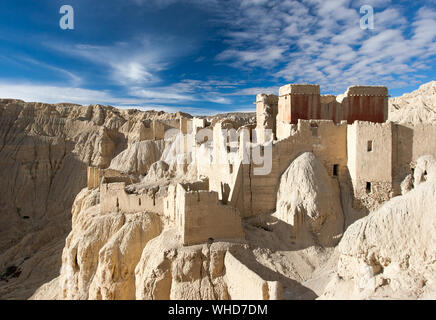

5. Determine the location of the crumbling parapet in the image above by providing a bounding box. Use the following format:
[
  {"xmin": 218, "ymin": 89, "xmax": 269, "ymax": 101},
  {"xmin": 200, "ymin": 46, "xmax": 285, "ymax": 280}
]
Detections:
[
  {"xmin": 255, "ymin": 93, "xmax": 278, "ymax": 143},
  {"xmin": 87, "ymin": 166, "xmax": 133, "ymax": 190},
  {"xmin": 100, "ymin": 180, "xmax": 163, "ymax": 215}
]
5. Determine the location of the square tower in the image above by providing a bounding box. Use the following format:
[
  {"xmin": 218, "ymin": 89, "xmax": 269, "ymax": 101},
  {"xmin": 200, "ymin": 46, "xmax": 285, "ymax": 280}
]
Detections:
[
  {"xmin": 277, "ymin": 84, "xmax": 321, "ymax": 124},
  {"xmin": 340, "ymin": 86, "xmax": 388, "ymax": 124}
]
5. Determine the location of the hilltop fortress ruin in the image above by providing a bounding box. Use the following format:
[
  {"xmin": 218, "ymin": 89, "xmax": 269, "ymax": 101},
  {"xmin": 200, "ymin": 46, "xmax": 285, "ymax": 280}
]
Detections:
[{"xmin": 86, "ymin": 83, "xmax": 436, "ymax": 262}]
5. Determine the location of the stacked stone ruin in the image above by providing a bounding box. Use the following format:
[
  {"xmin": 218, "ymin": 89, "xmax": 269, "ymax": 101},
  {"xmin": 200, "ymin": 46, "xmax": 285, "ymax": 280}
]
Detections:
[{"xmin": 88, "ymin": 83, "xmax": 436, "ymax": 251}]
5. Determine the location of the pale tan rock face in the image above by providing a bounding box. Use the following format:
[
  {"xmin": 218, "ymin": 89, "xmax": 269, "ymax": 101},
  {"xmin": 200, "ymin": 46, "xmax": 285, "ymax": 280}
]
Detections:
[
  {"xmin": 88, "ymin": 213, "xmax": 162, "ymax": 300},
  {"xmin": 275, "ymin": 152, "xmax": 344, "ymax": 247},
  {"xmin": 55, "ymin": 188, "xmax": 163, "ymax": 300},
  {"xmin": 0, "ymin": 99, "xmax": 186, "ymax": 299},
  {"xmin": 108, "ymin": 140, "xmax": 166, "ymax": 176},
  {"xmin": 389, "ymin": 81, "xmax": 436, "ymax": 124},
  {"xmin": 0, "ymin": 101, "xmax": 122, "ymax": 299},
  {"xmin": 135, "ymin": 231, "xmax": 231, "ymax": 300},
  {"xmin": 321, "ymin": 156, "xmax": 436, "ymax": 299},
  {"xmin": 4, "ymin": 81, "xmax": 436, "ymax": 301}
]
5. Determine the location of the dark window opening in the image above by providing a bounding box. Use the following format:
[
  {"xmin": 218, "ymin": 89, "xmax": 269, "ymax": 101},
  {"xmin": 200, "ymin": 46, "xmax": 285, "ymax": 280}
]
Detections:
[
  {"xmin": 116, "ymin": 198, "xmax": 119, "ymax": 208},
  {"xmin": 366, "ymin": 182, "xmax": 372, "ymax": 194},
  {"xmin": 229, "ymin": 164, "xmax": 233, "ymax": 174},
  {"xmin": 311, "ymin": 123, "xmax": 318, "ymax": 137},
  {"xmin": 227, "ymin": 146, "xmax": 231, "ymax": 153},
  {"xmin": 367, "ymin": 140, "xmax": 373, "ymax": 152},
  {"xmin": 333, "ymin": 164, "xmax": 339, "ymax": 177},
  {"xmin": 260, "ymin": 146, "xmax": 264, "ymax": 156},
  {"xmin": 22, "ymin": 216, "xmax": 30, "ymax": 220},
  {"xmin": 424, "ymin": 170, "xmax": 428, "ymax": 176},
  {"xmin": 139, "ymin": 198, "xmax": 141, "ymax": 206}
]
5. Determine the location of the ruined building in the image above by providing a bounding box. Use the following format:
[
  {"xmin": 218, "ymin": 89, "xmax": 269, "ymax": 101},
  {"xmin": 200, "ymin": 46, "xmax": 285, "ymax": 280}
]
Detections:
[
  {"xmin": 87, "ymin": 83, "xmax": 436, "ymax": 253},
  {"xmin": 275, "ymin": 84, "xmax": 388, "ymax": 126}
]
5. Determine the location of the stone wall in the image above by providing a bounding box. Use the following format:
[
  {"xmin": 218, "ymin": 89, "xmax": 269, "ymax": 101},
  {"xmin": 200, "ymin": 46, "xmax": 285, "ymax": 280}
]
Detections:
[
  {"xmin": 320, "ymin": 95, "xmax": 342, "ymax": 124},
  {"xmin": 100, "ymin": 182, "xmax": 163, "ymax": 215},
  {"xmin": 224, "ymin": 252, "xmax": 282, "ymax": 300},
  {"xmin": 255, "ymin": 94, "xmax": 278, "ymax": 143},
  {"xmin": 230, "ymin": 120, "xmax": 348, "ymax": 217},
  {"xmin": 393, "ymin": 123, "xmax": 436, "ymax": 190},
  {"xmin": 87, "ymin": 167, "xmax": 131, "ymax": 190},
  {"xmin": 347, "ymin": 121, "xmax": 393, "ymax": 209},
  {"xmin": 164, "ymin": 182, "xmax": 244, "ymax": 246}
]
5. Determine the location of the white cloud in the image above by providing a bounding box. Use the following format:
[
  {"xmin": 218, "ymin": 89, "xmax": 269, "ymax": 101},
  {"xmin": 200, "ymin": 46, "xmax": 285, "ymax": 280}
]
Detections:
[
  {"xmin": 129, "ymin": 79, "xmax": 235, "ymax": 104},
  {"xmin": 0, "ymin": 83, "xmax": 125, "ymax": 105},
  {"xmin": 227, "ymin": 86, "xmax": 280, "ymax": 96},
  {"xmin": 48, "ymin": 41, "xmax": 170, "ymax": 86},
  {"xmin": 0, "ymin": 82, "xmax": 228, "ymax": 116},
  {"xmin": 211, "ymin": 0, "xmax": 436, "ymax": 94},
  {"xmin": 217, "ymin": 46, "xmax": 286, "ymax": 68},
  {"xmin": 352, "ymin": 0, "xmax": 392, "ymax": 8}
]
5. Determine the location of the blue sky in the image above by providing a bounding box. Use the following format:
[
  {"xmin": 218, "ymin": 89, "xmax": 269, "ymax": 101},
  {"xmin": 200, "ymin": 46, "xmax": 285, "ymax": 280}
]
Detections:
[{"xmin": 0, "ymin": 0, "xmax": 435, "ymax": 115}]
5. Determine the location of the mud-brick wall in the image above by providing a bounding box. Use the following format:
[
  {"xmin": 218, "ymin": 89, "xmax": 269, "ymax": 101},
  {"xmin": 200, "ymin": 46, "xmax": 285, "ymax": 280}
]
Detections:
[
  {"xmin": 231, "ymin": 120, "xmax": 347, "ymax": 218},
  {"xmin": 181, "ymin": 189, "xmax": 244, "ymax": 246},
  {"xmin": 347, "ymin": 121, "xmax": 393, "ymax": 210},
  {"xmin": 392, "ymin": 123, "xmax": 436, "ymax": 189},
  {"xmin": 320, "ymin": 95, "xmax": 342, "ymax": 124},
  {"xmin": 100, "ymin": 182, "xmax": 163, "ymax": 215}
]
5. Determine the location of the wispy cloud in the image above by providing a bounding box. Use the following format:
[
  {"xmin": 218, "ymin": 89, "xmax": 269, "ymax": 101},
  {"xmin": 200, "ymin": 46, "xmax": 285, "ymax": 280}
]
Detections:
[
  {"xmin": 129, "ymin": 79, "xmax": 237, "ymax": 104},
  {"xmin": 0, "ymin": 83, "xmax": 122, "ymax": 105},
  {"xmin": 47, "ymin": 39, "xmax": 175, "ymax": 86},
  {"xmin": 227, "ymin": 86, "xmax": 279, "ymax": 96},
  {"xmin": 211, "ymin": 0, "xmax": 436, "ymax": 93},
  {"xmin": 46, "ymin": 35, "xmax": 237, "ymax": 105},
  {"xmin": 1, "ymin": 0, "xmax": 435, "ymax": 113}
]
